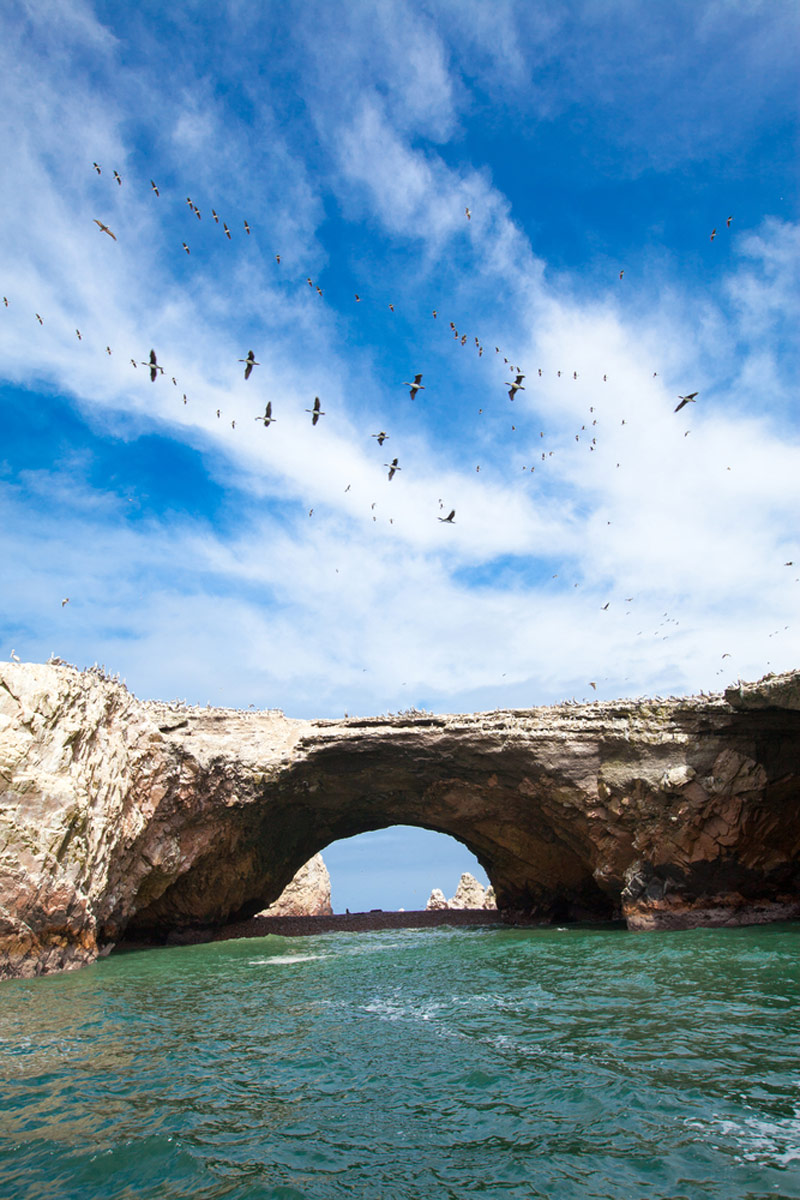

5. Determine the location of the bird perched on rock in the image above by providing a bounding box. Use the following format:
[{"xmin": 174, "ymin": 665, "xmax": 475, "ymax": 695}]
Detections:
[
  {"xmin": 403, "ymin": 373, "xmax": 425, "ymax": 399},
  {"xmin": 255, "ymin": 402, "xmax": 275, "ymax": 427},
  {"xmin": 93, "ymin": 219, "xmax": 116, "ymax": 240},
  {"xmin": 438, "ymin": 509, "xmax": 456, "ymax": 523},
  {"xmin": 386, "ymin": 458, "xmax": 400, "ymax": 480},
  {"xmin": 142, "ymin": 349, "xmax": 163, "ymax": 381},
  {"xmin": 507, "ymin": 374, "xmax": 525, "ymax": 400},
  {"xmin": 239, "ymin": 350, "xmax": 259, "ymax": 380},
  {"xmin": 675, "ymin": 392, "xmax": 698, "ymax": 412},
  {"xmin": 10, "ymin": 649, "xmax": 20, "ymax": 662},
  {"xmin": 306, "ymin": 397, "xmax": 324, "ymax": 425}
]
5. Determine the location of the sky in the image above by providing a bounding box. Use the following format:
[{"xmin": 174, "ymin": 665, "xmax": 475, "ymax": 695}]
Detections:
[{"xmin": 1, "ymin": 1, "xmax": 798, "ymax": 910}]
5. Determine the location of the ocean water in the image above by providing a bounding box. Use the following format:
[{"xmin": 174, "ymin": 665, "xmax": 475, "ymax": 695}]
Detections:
[{"xmin": 1, "ymin": 923, "xmax": 799, "ymax": 1200}]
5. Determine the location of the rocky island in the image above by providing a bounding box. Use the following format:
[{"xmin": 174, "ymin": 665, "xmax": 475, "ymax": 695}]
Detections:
[{"xmin": 1, "ymin": 661, "xmax": 798, "ymax": 979}]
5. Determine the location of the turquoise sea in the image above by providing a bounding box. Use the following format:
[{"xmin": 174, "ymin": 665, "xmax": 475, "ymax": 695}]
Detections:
[{"xmin": 1, "ymin": 923, "xmax": 799, "ymax": 1200}]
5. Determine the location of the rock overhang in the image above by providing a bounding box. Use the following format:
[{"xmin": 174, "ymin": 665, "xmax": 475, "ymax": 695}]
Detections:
[{"xmin": 1, "ymin": 661, "xmax": 799, "ymax": 978}]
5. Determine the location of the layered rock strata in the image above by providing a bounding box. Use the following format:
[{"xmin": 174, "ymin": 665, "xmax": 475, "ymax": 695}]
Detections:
[{"xmin": 1, "ymin": 661, "xmax": 799, "ymax": 979}]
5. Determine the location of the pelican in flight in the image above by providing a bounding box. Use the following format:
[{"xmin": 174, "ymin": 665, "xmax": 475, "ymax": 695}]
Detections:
[
  {"xmin": 675, "ymin": 392, "xmax": 698, "ymax": 413},
  {"xmin": 372, "ymin": 431, "xmax": 389, "ymax": 446},
  {"xmin": 142, "ymin": 349, "xmax": 163, "ymax": 381},
  {"xmin": 255, "ymin": 402, "xmax": 276, "ymax": 427},
  {"xmin": 507, "ymin": 374, "xmax": 525, "ymax": 400},
  {"xmin": 403, "ymin": 373, "xmax": 425, "ymax": 400},
  {"xmin": 93, "ymin": 219, "xmax": 116, "ymax": 240},
  {"xmin": 438, "ymin": 510, "xmax": 456, "ymax": 524},
  {"xmin": 306, "ymin": 397, "xmax": 325, "ymax": 425},
  {"xmin": 386, "ymin": 458, "xmax": 400, "ymax": 480},
  {"xmin": 150, "ymin": 180, "xmax": 159, "ymax": 196},
  {"xmin": 239, "ymin": 350, "xmax": 259, "ymax": 380}
]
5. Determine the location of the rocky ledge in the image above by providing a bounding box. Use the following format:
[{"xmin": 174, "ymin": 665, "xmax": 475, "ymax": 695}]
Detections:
[{"xmin": 1, "ymin": 662, "xmax": 799, "ymax": 979}]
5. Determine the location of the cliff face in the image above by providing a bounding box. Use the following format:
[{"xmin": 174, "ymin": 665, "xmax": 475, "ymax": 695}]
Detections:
[{"xmin": 1, "ymin": 661, "xmax": 799, "ymax": 979}]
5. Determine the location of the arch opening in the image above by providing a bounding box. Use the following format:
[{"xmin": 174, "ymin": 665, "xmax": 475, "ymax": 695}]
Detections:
[{"xmin": 320, "ymin": 825, "xmax": 492, "ymax": 913}]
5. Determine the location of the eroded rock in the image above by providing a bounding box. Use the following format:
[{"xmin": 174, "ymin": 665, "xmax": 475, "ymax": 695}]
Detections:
[{"xmin": 1, "ymin": 661, "xmax": 799, "ymax": 979}]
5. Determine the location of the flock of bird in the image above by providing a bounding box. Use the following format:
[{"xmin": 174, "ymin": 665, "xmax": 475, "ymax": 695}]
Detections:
[{"xmin": 6, "ymin": 158, "xmax": 793, "ymax": 688}]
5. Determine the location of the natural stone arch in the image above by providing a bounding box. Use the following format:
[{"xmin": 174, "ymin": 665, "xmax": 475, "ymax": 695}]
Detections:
[{"xmin": 1, "ymin": 662, "xmax": 799, "ymax": 978}]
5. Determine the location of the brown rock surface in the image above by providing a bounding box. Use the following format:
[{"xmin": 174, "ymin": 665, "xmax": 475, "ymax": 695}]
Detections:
[{"xmin": 1, "ymin": 661, "xmax": 799, "ymax": 979}]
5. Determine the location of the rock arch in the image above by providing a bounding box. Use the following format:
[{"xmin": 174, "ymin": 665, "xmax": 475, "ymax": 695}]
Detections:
[{"xmin": 1, "ymin": 663, "xmax": 799, "ymax": 978}]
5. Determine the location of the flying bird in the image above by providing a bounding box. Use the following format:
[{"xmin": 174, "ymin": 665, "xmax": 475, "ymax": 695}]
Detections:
[
  {"xmin": 244, "ymin": 220, "xmax": 251, "ymax": 234},
  {"xmin": 619, "ymin": 270, "xmax": 624, "ymax": 280},
  {"xmin": 239, "ymin": 350, "xmax": 259, "ymax": 380},
  {"xmin": 275, "ymin": 254, "xmax": 280, "ymax": 263},
  {"xmin": 438, "ymin": 510, "xmax": 456, "ymax": 523},
  {"xmin": 726, "ymin": 215, "xmax": 733, "ymax": 227},
  {"xmin": 675, "ymin": 392, "xmax": 698, "ymax": 412},
  {"xmin": 223, "ymin": 223, "xmax": 231, "ymax": 239},
  {"xmin": 403, "ymin": 373, "xmax": 425, "ymax": 399},
  {"xmin": 212, "ymin": 210, "xmax": 219, "ymax": 223},
  {"xmin": 372, "ymin": 431, "xmax": 389, "ymax": 446},
  {"xmin": 150, "ymin": 180, "xmax": 159, "ymax": 196},
  {"xmin": 465, "ymin": 206, "xmax": 471, "ymax": 220},
  {"xmin": 61, "ymin": 598, "xmax": 70, "ymax": 607},
  {"xmin": 35, "ymin": 313, "xmax": 43, "ymax": 324},
  {"xmin": 710, "ymin": 228, "xmax": 717, "ymax": 241},
  {"xmin": 142, "ymin": 349, "xmax": 162, "ymax": 381},
  {"xmin": 93, "ymin": 162, "xmax": 101, "ymax": 174},
  {"xmin": 106, "ymin": 346, "xmax": 111, "ymax": 355},
  {"xmin": 507, "ymin": 374, "xmax": 525, "ymax": 400},
  {"xmin": 75, "ymin": 329, "xmax": 81, "ymax": 340},
  {"xmin": 3, "ymin": 297, "xmax": 7, "ymax": 306},
  {"xmin": 186, "ymin": 197, "xmax": 193, "ymax": 207},
  {"xmin": 182, "ymin": 242, "xmax": 190, "ymax": 254},
  {"xmin": 386, "ymin": 458, "xmax": 400, "ymax": 480},
  {"xmin": 113, "ymin": 170, "xmax": 122, "ymax": 185},
  {"xmin": 306, "ymin": 397, "xmax": 324, "ymax": 425},
  {"xmin": 194, "ymin": 207, "xmax": 201, "ymax": 219},
  {"xmin": 93, "ymin": 219, "xmax": 116, "ymax": 240}
]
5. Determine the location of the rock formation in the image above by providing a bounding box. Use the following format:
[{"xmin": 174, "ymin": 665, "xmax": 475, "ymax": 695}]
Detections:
[
  {"xmin": 258, "ymin": 854, "xmax": 332, "ymax": 917},
  {"xmin": 426, "ymin": 872, "xmax": 497, "ymax": 910},
  {"xmin": 1, "ymin": 661, "xmax": 799, "ymax": 979}
]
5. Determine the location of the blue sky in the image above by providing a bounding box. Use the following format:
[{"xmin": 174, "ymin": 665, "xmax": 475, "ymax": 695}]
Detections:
[{"xmin": 1, "ymin": 1, "xmax": 798, "ymax": 910}]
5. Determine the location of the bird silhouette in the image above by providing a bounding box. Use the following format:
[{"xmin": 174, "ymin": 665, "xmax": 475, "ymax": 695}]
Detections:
[
  {"xmin": 212, "ymin": 210, "xmax": 219, "ymax": 223},
  {"xmin": 93, "ymin": 162, "xmax": 101, "ymax": 174},
  {"xmin": 507, "ymin": 374, "xmax": 525, "ymax": 400},
  {"xmin": 306, "ymin": 397, "xmax": 324, "ymax": 425},
  {"xmin": 93, "ymin": 219, "xmax": 116, "ymax": 240},
  {"xmin": 150, "ymin": 180, "xmax": 159, "ymax": 196},
  {"xmin": 675, "ymin": 392, "xmax": 698, "ymax": 413},
  {"xmin": 113, "ymin": 170, "xmax": 121, "ymax": 185},
  {"xmin": 404, "ymin": 373, "xmax": 425, "ymax": 399},
  {"xmin": 142, "ymin": 349, "xmax": 163, "ymax": 381},
  {"xmin": 710, "ymin": 228, "xmax": 717, "ymax": 241},
  {"xmin": 255, "ymin": 402, "xmax": 275, "ymax": 427},
  {"xmin": 239, "ymin": 350, "xmax": 259, "ymax": 380},
  {"xmin": 439, "ymin": 510, "xmax": 456, "ymax": 523},
  {"xmin": 182, "ymin": 242, "xmax": 190, "ymax": 254},
  {"xmin": 223, "ymin": 223, "xmax": 231, "ymax": 239},
  {"xmin": 244, "ymin": 220, "xmax": 251, "ymax": 234}
]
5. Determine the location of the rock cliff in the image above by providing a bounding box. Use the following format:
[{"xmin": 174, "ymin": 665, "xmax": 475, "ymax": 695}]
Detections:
[
  {"xmin": 258, "ymin": 854, "xmax": 332, "ymax": 917},
  {"xmin": 1, "ymin": 661, "xmax": 799, "ymax": 979}
]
